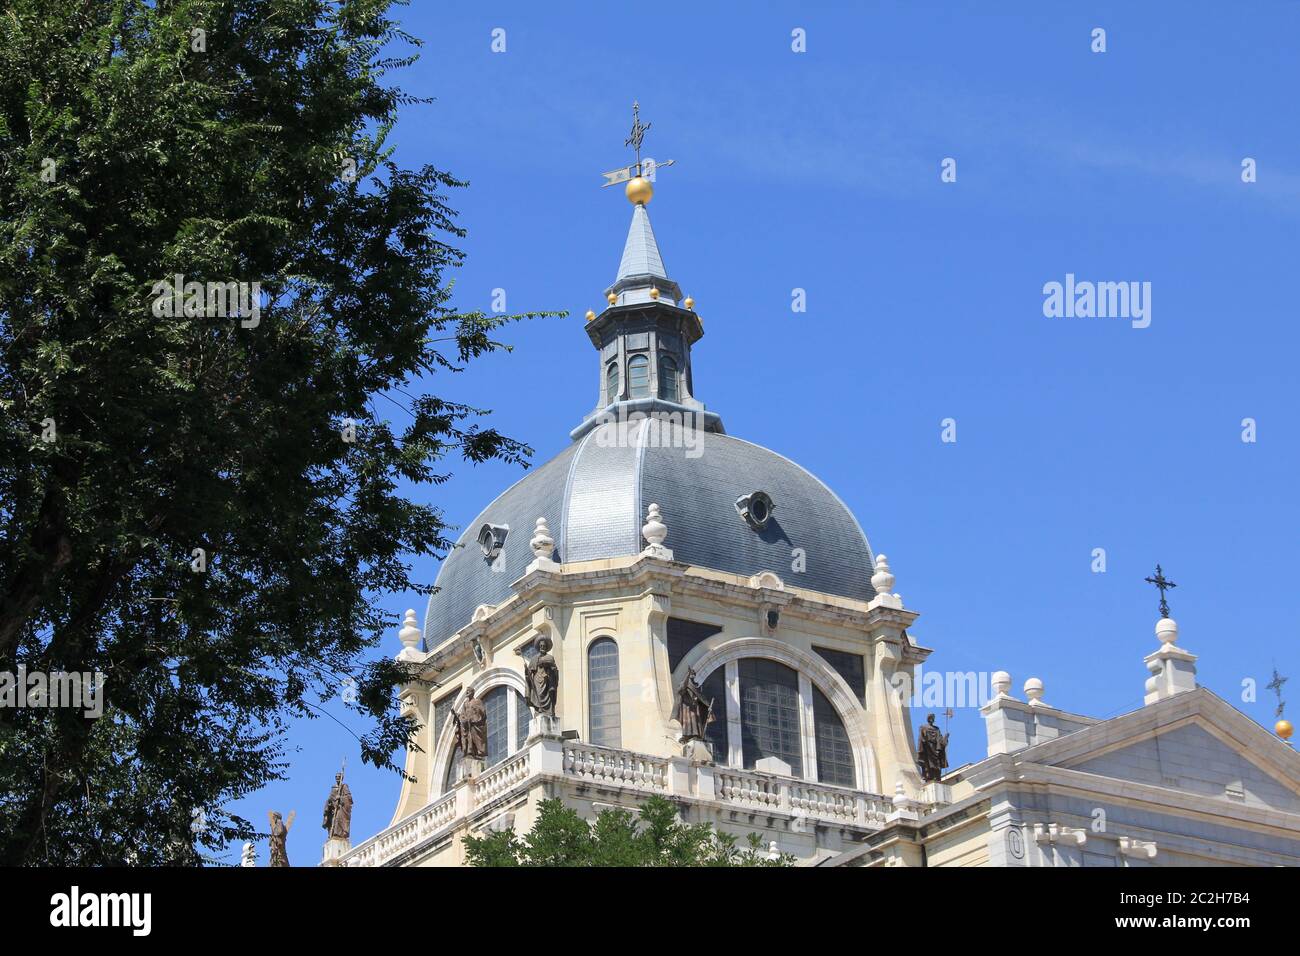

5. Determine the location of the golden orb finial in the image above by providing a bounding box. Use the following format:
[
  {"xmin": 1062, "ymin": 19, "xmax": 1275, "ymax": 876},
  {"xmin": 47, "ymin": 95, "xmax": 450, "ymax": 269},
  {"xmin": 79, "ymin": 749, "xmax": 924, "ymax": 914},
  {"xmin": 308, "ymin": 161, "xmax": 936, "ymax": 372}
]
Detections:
[
  {"xmin": 585, "ymin": 309, "xmax": 596, "ymax": 322},
  {"xmin": 625, "ymin": 176, "xmax": 653, "ymax": 205},
  {"xmin": 649, "ymin": 287, "xmax": 660, "ymax": 300},
  {"xmin": 1278, "ymin": 718, "xmax": 1294, "ymax": 741},
  {"xmin": 606, "ymin": 292, "xmax": 618, "ymax": 306},
  {"xmin": 684, "ymin": 295, "xmax": 695, "ymax": 310}
]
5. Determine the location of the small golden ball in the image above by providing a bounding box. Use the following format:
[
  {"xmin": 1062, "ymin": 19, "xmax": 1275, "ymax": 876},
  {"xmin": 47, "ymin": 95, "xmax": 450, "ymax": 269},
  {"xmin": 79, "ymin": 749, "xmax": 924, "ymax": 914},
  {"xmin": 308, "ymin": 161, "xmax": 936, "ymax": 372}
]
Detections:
[
  {"xmin": 649, "ymin": 287, "xmax": 660, "ymax": 300},
  {"xmin": 625, "ymin": 176, "xmax": 653, "ymax": 205},
  {"xmin": 607, "ymin": 292, "xmax": 617, "ymax": 305},
  {"xmin": 1277, "ymin": 719, "xmax": 1294, "ymax": 741},
  {"xmin": 684, "ymin": 296, "xmax": 695, "ymax": 310},
  {"xmin": 585, "ymin": 310, "xmax": 595, "ymax": 322}
]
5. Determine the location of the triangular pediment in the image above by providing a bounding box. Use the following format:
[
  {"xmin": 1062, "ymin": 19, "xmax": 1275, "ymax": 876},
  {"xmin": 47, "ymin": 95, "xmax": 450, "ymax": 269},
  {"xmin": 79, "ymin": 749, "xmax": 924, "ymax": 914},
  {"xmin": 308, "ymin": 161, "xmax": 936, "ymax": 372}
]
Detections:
[{"xmin": 1011, "ymin": 689, "xmax": 1300, "ymax": 814}]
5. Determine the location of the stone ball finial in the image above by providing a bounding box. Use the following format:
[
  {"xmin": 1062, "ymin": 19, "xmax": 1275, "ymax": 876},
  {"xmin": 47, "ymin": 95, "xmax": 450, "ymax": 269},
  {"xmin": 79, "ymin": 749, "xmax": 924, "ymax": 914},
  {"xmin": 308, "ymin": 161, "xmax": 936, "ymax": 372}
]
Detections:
[
  {"xmin": 398, "ymin": 608, "xmax": 421, "ymax": 651},
  {"xmin": 992, "ymin": 671, "xmax": 1012, "ymax": 697},
  {"xmin": 1024, "ymin": 677, "xmax": 1045, "ymax": 705},
  {"xmin": 1155, "ymin": 616, "xmax": 1179, "ymax": 645},
  {"xmin": 642, "ymin": 503, "xmax": 667, "ymax": 548},
  {"xmin": 530, "ymin": 517, "xmax": 555, "ymax": 562},
  {"xmin": 871, "ymin": 554, "xmax": 895, "ymax": 596}
]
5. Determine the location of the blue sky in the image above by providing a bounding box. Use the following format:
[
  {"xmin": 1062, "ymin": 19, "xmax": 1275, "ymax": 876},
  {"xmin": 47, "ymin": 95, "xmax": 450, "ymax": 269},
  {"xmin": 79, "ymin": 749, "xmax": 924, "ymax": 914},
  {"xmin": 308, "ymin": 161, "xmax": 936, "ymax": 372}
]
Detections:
[{"xmin": 223, "ymin": 1, "xmax": 1300, "ymax": 863}]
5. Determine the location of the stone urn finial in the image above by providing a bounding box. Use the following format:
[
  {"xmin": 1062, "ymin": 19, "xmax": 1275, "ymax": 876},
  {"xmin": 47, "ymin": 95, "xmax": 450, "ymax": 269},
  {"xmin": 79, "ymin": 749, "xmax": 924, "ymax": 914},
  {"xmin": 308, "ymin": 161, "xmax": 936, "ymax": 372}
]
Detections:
[
  {"xmin": 530, "ymin": 517, "xmax": 555, "ymax": 562},
  {"xmin": 642, "ymin": 503, "xmax": 667, "ymax": 549},
  {"xmin": 398, "ymin": 608, "xmax": 420, "ymax": 651},
  {"xmin": 871, "ymin": 554, "xmax": 895, "ymax": 595}
]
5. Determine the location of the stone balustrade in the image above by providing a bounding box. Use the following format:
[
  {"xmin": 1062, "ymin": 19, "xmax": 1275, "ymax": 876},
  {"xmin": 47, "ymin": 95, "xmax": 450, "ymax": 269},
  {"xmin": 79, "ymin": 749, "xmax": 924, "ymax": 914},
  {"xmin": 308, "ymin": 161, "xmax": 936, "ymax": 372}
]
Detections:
[
  {"xmin": 563, "ymin": 742, "xmax": 669, "ymax": 791},
  {"xmin": 342, "ymin": 788, "xmax": 457, "ymax": 868},
  {"xmin": 475, "ymin": 747, "xmax": 532, "ymax": 804},
  {"xmin": 335, "ymin": 738, "xmax": 891, "ymax": 866}
]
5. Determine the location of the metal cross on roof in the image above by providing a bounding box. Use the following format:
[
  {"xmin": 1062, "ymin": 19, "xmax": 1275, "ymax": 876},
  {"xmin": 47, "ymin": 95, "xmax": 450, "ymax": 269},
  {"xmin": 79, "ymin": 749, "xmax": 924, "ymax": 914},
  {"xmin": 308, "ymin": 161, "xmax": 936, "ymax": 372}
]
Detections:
[
  {"xmin": 1266, "ymin": 667, "xmax": 1288, "ymax": 718},
  {"xmin": 625, "ymin": 100, "xmax": 651, "ymax": 165},
  {"xmin": 1144, "ymin": 564, "xmax": 1177, "ymax": 619}
]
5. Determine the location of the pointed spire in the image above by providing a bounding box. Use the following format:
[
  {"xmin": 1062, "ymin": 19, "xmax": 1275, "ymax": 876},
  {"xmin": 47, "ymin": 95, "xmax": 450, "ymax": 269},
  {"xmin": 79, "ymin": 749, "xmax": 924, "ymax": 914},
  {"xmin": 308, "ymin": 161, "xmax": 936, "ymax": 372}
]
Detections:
[
  {"xmin": 617, "ymin": 204, "xmax": 668, "ymax": 284},
  {"xmin": 607, "ymin": 203, "xmax": 681, "ymax": 307}
]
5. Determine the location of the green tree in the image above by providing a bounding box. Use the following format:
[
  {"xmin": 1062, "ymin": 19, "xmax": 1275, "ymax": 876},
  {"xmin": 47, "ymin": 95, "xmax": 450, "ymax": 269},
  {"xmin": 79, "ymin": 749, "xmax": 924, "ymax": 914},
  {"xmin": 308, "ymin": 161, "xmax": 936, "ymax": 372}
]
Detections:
[
  {"xmin": 0, "ymin": 0, "xmax": 557, "ymax": 864},
  {"xmin": 463, "ymin": 797, "xmax": 796, "ymax": 867}
]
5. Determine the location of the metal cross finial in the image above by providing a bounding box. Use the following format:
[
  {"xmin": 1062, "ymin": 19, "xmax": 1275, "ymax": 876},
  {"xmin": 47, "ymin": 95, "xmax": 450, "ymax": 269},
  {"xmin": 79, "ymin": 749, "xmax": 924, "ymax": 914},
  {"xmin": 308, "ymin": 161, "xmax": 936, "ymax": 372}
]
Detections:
[
  {"xmin": 1144, "ymin": 564, "xmax": 1177, "ymax": 618},
  {"xmin": 1266, "ymin": 667, "xmax": 1289, "ymax": 719},
  {"xmin": 625, "ymin": 100, "xmax": 651, "ymax": 170}
]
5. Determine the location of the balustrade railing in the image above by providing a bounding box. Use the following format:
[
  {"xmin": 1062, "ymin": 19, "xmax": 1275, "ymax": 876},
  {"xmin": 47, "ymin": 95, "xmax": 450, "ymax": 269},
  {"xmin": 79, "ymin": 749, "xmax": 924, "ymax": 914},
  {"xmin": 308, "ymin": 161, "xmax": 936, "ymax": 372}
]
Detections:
[
  {"xmin": 337, "ymin": 739, "xmax": 893, "ymax": 865},
  {"xmin": 563, "ymin": 742, "xmax": 669, "ymax": 791}
]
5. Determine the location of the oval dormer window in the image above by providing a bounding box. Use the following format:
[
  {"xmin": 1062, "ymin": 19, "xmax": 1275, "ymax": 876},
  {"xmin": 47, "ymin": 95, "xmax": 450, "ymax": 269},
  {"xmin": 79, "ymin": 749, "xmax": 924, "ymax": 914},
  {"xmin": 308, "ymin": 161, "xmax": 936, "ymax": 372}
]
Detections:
[
  {"xmin": 477, "ymin": 523, "xmax": 508, "ymax": 561},
  {"xmin": 735, "ymin": 491, "xmax": 775, "ymax": 530}
]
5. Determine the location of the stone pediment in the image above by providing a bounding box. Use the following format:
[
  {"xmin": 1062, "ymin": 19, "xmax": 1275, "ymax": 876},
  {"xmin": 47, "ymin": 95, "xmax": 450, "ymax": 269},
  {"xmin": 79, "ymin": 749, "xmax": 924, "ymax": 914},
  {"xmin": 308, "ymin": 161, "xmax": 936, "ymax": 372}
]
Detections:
[{"xmin": 1006, "ymin": 689, "xmax": 1300, "ymax": 813}]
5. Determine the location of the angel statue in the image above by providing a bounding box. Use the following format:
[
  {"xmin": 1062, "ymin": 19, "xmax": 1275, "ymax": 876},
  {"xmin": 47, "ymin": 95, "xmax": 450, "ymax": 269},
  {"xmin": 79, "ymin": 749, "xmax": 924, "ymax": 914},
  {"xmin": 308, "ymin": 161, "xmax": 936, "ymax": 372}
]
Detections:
[{"xmin": 268, "ymin": 809, "xmax": 296, "ymax": 868}]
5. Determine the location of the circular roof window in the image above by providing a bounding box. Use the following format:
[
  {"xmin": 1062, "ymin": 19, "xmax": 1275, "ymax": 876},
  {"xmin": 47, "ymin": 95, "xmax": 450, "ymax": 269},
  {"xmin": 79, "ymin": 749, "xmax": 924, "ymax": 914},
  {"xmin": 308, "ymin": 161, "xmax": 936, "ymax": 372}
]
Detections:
[
  {"xmin": 477, "ymin": 523, "xmax": 508, "ymax": 561},
  {"xmin": 735, "ymin": 491, "xmax": 775, "ymax": 530}
]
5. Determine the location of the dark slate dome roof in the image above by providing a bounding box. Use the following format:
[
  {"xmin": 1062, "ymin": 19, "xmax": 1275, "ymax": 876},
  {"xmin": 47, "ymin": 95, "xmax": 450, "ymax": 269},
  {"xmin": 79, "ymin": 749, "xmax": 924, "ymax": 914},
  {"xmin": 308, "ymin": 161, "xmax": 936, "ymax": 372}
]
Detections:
[{"xmin": 422, "ymin": 419, "xmax": 877, "ymax": 649}]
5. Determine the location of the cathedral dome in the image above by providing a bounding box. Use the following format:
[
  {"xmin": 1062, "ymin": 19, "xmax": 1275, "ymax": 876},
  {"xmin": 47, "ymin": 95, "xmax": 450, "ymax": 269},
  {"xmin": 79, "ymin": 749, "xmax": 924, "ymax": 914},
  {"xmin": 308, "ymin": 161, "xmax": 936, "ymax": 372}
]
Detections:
[
  {"xmin": 422, "ymin": 418, "xmax": 877, "ymax": 650},
  {"xmin": 422, "ymin": 172, "xmax": 877, "ymax": 650}
]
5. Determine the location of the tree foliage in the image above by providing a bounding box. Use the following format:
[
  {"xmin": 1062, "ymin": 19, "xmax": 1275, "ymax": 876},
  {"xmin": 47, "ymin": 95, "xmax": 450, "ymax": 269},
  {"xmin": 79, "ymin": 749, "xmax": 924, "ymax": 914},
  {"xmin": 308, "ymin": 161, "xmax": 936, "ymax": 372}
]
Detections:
[
  {"xmin": 0, "ymin": 0, "xmax": 556, "ymax": 864},
  {"xmin": 463, "ymin": 797, "xmax": 796, "ymax": 867}
]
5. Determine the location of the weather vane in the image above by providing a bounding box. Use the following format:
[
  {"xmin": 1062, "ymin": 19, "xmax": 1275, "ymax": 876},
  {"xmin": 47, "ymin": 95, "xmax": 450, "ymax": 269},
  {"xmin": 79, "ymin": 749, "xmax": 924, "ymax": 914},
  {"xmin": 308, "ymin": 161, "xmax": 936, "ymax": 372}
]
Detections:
[
  {"xmin": 601, "ymin": 100, "xmax": 675, "ymax": 190},
  {"xmin": 1267, "ymin": 667, "xmax": 1288, "ymax": 719},
  {"xmin": 1144, "ymin": 564, "xmax": 1177, "ymax": 619}
]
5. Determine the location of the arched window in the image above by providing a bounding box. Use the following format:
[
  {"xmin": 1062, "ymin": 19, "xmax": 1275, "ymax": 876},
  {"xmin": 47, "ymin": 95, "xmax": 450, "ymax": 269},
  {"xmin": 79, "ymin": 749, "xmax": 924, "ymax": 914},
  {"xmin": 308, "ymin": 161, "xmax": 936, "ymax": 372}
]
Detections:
[
  {"xmin": 606, "ymin": 361, "xmax": 619, "ymax": 404},
  {"xmin": 484, "ymin": 685, "xmax": 510, "ymax": 766},
  {"xmin": 813, "ymin": 685, "xmax": 854, "ymax": 786},
  {"xmin": 701, "ymin": 667, "xmax": 728, "ymax": 763},
  {"xmin": 442, "ymin": 686, "xmax": 528, "ymax": 792},
  {"xmin": 738, "ymin": 658, "xmax": 803, "ymax": 776},
  {"xmin": 658, "ymin": 355, "xmax": 679, "ymax": 402},
  {"xmin": 588, "ymin": 638, "xmax": 621, "ymax": 747},
  {"xmin": 700, "ymin": 656, "xmax": 858, "ymax": 788},
  {"xmin": 627, "ymin": 354, "xmax": 650, "ymax": 399}
]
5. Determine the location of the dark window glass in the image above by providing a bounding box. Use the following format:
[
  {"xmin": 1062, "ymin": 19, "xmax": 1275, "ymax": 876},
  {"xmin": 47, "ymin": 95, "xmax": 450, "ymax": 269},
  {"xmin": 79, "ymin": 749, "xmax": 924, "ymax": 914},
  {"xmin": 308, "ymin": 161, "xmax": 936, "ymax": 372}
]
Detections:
[
  {"xmin": 606, "ymin": 361, "xmax": 619, "ymax": 403},
  {"xmin": 666, "ymin": 618, "xmax": 724, "ymax": 672},
  {"xmin": 812, "ymin": 685, "xmax": 855, "ymax": 786},
  {"xmin": 659, "ymin": 355, "xmax": 679, "ymax": 402},
  {"xmin": 700, "ymin": 667, "xmax": 729, "ymax": 765},
  {"xmin": 515, "ymin": 690, "xmax": 529, "ymax": 751},
  {"xmin": 588, "ymin": 638, "xmax": 621, "ymax": 747},
  {"xmin": 444, "ymin": 744, "xmax": 463, "ymax": 791},
  {"xmin": 812, "ymin": 646, "xmax": 866, "ymax": 705},
  {"xmin": 739, "ymin": 658, "xmax": 803, "ymax": 776},
  {"xmin": 628, "ymin": 354, "xmax": 650, "ymax": 399},
  {"xmin": 484, "ymin": 686, "xmax": 509, "ymax": 766},
  {"xmin": 433, "ymin": 690, "xmax": 459, "ymax": 743}
]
